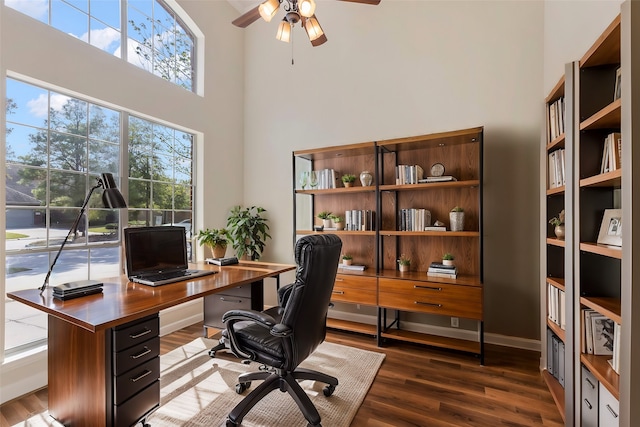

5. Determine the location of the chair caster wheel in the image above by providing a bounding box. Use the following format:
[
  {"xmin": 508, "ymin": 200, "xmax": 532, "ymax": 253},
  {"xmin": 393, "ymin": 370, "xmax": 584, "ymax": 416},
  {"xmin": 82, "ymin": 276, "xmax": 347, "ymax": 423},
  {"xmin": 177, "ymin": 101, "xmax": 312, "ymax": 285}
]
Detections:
[
  {"xmin": 208, "ymin": 349, "xmax": 216, "ymax": 357},
  {"xmin": 235, "ymin": 381, "xmax": 251, "ymax": 393},
  {"xmin": 323, "ymin": 384, "xmax": 336, "ymax": 397},
  {"xmin": 226, "ymin": 418, "xmax": 238, "ymax": 427}
]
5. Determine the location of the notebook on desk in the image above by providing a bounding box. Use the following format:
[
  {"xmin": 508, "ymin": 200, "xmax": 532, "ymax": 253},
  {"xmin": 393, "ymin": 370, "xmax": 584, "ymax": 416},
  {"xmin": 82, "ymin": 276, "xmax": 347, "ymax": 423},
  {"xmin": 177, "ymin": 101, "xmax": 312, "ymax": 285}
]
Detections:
[{"xmin": 124, "ymin": 226, "xmax": 216, "ymax": 286}]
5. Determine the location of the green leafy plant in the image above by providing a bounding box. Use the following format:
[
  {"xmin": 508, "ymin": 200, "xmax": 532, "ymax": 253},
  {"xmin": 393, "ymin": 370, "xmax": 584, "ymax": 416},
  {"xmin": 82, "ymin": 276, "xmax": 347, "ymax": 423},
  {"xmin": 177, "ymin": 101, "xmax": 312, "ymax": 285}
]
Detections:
[
  {"xmin": 341, "ymin": 174, "xmax": 356, "ymax": 183},
  {"xmin": 196, "ymin": 228, "xmax": 228, "ymax": 248},
  {"xmin": 442, "ymin": 253, "xmax": 455, "ymax": 261},
  {"xmin": 451, "ymin": 206, "xmax": 464, "ymax": 212},
  {"xmin": 397, "ymin": 254, "xmax": 411, "ymax": 266},
  {"xmin": 329, "ymin": 214, "xmax": 343, "ymax": 223},
  {"xmin": 317, "ymin": 211, "xmax": 332, "ymax": 220},
  {"xmin": 226, "ymin": 205, "xmax": 271, "ymax": 260},
  {"xmin": 342, "ymin": 254, "xmax": 353, "ymax": 260},
  {"xmin": 549, "ymin": 209, "xmax": 565, "ymax": 227}
]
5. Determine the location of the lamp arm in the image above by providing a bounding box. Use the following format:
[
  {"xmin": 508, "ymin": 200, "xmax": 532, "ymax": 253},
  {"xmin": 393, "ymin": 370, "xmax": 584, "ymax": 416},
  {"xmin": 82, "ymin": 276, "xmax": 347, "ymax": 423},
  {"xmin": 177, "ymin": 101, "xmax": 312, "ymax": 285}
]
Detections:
[{"xmin": 39, "ymin": 178, "xmax": 104, "ymax": 294}]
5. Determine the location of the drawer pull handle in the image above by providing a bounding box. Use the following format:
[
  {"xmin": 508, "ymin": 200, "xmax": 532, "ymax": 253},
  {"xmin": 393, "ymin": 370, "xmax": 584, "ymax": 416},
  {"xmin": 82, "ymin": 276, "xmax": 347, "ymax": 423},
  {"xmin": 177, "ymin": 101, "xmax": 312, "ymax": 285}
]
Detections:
[
  {"xmin": 131, "ymin": 347, "xmax": 152, "ymax": 359},
  {"xmin": 220, "ymin": 297, "xmax": 242, "ymax": 303},
  {"xmin": 585, "ymin": 378, "xmax": 595, "ymax": 389},
  {"xmin": 131, "ymin": 369, "xmax": 152, "ymax": 383},
  {"xmin": 129, "ymin": 328, "xmax": 152, "ymax": 339},
  {"xmin": 332, "ymin": 290, "xmax": 345, "ymax": 295},
  {"xmin": 414, "ymin": 285, "xmax": 442, "ymax": 291},
  {"xmin": 606, "ymin": 404, "xmax": 619, "ymax": 418},
  {"xmin": 415, "ymin": 301, "xmax": 442, "ymax": 307},
  {"xmin": 584, "ymin": 399, "xmax": 592, "ymax": 410}
]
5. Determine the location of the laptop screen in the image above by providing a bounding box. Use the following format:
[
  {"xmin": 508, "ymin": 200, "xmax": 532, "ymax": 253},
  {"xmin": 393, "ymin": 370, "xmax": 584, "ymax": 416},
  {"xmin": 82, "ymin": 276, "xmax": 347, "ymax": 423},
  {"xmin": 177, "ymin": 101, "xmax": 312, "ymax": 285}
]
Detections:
[{"xmin": 124, "ymin": 226, "xmax": 188, "ymax": 277}]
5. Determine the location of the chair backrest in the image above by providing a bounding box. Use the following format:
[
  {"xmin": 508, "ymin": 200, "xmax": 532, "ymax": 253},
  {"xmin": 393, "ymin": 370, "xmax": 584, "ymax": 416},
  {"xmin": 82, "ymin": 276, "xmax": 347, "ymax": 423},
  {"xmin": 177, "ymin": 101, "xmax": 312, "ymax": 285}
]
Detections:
[{"xmin": 280, "ymin": 234, "xmax": 342, "ymax": 368}]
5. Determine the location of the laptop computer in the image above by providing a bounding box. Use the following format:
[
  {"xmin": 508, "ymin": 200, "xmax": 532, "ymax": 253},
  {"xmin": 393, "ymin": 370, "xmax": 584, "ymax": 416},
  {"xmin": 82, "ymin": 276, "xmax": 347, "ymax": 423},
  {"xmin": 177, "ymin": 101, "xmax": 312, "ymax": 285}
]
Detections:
[{"xmin": 124, "ymin": 226, "xmax": 216, "ymax": 286}]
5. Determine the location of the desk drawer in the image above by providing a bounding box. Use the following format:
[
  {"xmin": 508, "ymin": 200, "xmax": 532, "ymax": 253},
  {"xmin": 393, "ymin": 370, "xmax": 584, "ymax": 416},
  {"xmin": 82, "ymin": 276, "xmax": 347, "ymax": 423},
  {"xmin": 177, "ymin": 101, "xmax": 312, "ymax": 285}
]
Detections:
[
  {"xmin": 114, "ymin": 336, "xmax": 159, "ymax": 376},
  {"xmin": 334, "ymin": 274, "xmax": 376, "ymax": 291},
  {"xmin": 379, "ymin": 278, "xmax": 482, "ymax": 319},
  {"xmin": 114, "ymin": 380, "xmax": 159, "ymax": 427},
  {"xmin": 331, "ymin": 286, "xmax": 377, "ymax": 305},
  {"xmin": 114, "ymin": 357, "xmax": 160, "ymax": 405},
  {"xmin": 113, "ymin": 315, "xmax": 159, "ymax": 351},
  {"xmin": 204, "ymin": 292, "xmax": 254, "ymax": 329},
  {"xmin": 218, "ymin": 283, "xmax": 253, "ymax": 298}
]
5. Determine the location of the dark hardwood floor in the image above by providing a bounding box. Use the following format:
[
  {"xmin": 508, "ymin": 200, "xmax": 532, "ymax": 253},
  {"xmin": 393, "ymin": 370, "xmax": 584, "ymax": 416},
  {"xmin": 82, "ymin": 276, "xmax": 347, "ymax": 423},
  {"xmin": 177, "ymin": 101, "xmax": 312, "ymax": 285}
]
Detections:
[{"xmin": 0, "ymin": 322, "xmax": 564, "ymax": 427}]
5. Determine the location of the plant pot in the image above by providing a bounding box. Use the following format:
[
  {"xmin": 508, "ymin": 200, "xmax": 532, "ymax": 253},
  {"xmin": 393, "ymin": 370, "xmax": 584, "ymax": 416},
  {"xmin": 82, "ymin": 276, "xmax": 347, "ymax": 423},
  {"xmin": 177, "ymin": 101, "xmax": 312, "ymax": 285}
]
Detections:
[
  {"xmin": 343, "ymin": 259, "xmax": 352, "ymax": 266},
  {"xmin": 442, "ymin": 259, "xmax": 454, "ymax": 266},
  {"xmin": 343, "ymin": 182, "xmax": 352, "ymax": 188},
  {"xmin": 322, "ymin": 219, "xmax": 332, "ymax": 228},
  {"xmin": 554, "ymin": 225, "xmax": 565, "ymax": 240},
  {"xmin": 399, "ymin": 264, "xmax": 409, "ymax": 272},
  {"xmin": 449, "ymin": 212, "xmax": 465, "ymax": 232},
  {"xmin": 212, "ymin": 244, "xmax": 227, "ymax": 258},
  {"xmin": 333, "ymin": 221, "xmax": 344, "ymax": 230}
]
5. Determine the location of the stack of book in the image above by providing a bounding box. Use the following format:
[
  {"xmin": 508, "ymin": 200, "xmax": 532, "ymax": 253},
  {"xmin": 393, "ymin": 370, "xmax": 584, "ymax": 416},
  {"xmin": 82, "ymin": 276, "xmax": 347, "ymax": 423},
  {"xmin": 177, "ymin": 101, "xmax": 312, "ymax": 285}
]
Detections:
[
  {"xmin": 427, "ymin": 262, "xmax": 457, "ymax": 279},
  {"xmin": 337, "ymin": 264, "xmax": 367, "ymax": 271}
]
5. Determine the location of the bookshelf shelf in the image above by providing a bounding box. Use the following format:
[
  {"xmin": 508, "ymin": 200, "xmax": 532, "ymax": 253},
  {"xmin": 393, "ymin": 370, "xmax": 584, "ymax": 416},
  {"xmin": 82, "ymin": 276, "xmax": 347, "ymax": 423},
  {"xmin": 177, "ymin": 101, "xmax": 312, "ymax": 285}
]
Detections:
[
  {"xmin": 547, "ymin": 276, "xmax": 565, "ymax": 290},
  {"xmin": 547, "ymin": 237, "xmax": 566, "ymax": 247},
  {"xmin": 581, "ymin": 353, "xmax": 620, "ymax": 400},
  {"xmin": 547, "ymin": 318, "xmax": 566, "ymax": 342},
  {"xmin": 547, "ymin": 185, "xmax": 565, "ymax": 196},
  {"xmin": 579, "ymin": 242, "xmax": 622, "ymax": 259},
  {"xmin": 579, "ymin": 99, "xmax": 621, "ymax": 131},
  {"xmin": 542, "ymin": 370, "xmax": 566, "ymax": 423},
  {"xmin": 579, "ymin": 169, "xmax": 622, "ymax": 188},
  {"xmin": 580, "ymin": 296, "xmax": 621, "ymax": 324}
]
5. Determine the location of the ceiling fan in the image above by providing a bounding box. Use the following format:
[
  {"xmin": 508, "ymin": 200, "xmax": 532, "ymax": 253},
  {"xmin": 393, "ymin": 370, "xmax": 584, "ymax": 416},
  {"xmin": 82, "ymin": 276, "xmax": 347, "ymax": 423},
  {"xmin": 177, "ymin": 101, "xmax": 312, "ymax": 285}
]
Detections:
[{"xmin": 232, "ymin": 0, "xmax": 380, "ymax": 47}]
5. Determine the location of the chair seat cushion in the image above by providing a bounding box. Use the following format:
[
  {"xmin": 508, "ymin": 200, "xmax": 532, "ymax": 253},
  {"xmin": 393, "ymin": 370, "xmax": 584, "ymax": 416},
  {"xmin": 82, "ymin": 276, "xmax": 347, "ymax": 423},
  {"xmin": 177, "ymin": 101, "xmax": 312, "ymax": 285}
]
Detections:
[{"xmin": 235, "ymin": 323, "xmax": 286, "ymax": 367}]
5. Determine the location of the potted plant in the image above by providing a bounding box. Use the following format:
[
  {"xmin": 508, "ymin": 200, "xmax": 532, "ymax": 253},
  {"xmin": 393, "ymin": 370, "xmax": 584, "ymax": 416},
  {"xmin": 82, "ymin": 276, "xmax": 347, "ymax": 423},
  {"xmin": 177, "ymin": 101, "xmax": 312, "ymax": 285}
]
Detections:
[
  {"xmin": 549, "ymin": 209, "xmax": 565, "ymax": 240},
  {"xmin": 442, "ymin": 253, "xmax": 455, "ymax": 266},
  {"xmin": 449, "ymin": 206, "xmax": 465, "ymax": 231},
  {"xmin": 317, "ymin": 211, "xmax": 333, "ymax": 228},
  {"xmin": 196, "ymin": 228, "xmax": 228, "ymax": 258},
  {"xmin": 341, "ymin": 174, "xmax": 356, "ymax": 188},
  {"xmin": 226, "ymin": 205, "xmax": 271, "ymax": 260},
  {"xmin": 397, "ymin": 254, "xmax": 411, "ymax": 272},
  {"xmin": 329, "ymin": 214, "xmax": 344, "ymax": 230},
  {"xmin": 342, "ymin": 254, "xmax": 353, "ymax": 265}
]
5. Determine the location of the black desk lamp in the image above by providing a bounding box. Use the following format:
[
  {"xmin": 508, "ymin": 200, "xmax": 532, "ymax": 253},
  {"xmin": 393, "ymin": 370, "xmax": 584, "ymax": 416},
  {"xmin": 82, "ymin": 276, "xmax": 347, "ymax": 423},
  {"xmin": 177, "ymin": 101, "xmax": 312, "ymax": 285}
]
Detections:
[{"xmin": 38, "ymin": 173, "xmax": 127, "ymax": 294}]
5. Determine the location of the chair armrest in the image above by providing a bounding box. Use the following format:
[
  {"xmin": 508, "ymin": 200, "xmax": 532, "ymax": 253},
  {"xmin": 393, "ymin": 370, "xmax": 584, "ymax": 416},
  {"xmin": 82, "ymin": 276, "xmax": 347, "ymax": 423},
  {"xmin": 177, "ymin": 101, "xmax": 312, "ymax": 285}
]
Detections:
[
  {"xmin": 271, "ymin": 323, "xmax": 292, "ymax": 337},
  {"xmin": 222, "ymin": 309, "xmax": 277, "ymax": 328}
]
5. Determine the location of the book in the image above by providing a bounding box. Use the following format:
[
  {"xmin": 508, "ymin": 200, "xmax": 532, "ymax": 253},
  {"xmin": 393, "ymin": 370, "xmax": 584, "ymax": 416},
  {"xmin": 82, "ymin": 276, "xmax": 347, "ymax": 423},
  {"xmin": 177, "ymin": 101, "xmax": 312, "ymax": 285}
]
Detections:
[
  {"xmin": 428, "ymin": 268, "xmax": 458, "ymax": 275},
  {"xmin": 425, "ymin": 226, "xmax": 446, "ymax": 231},
  {"xmin": 418, "ymin": 176, "xmax": 457, "ymax": 183},
  {"xmin": 206, "ymin": 257, "xmax": 239, "ymax": 266},
  {"xmin": 429, "ymin": 262, "xmax": 456, "ymax": 270},
  {"xmin": 427, "ymin": 271, "xmax": 457, "ymax": 279},
  {"xmin": 591, "ymin": 315, "xmax": 614, "ymax": 356},
  {"xmin": 337, "ymin": 264, "xmax": 367, "ymax": 271}
]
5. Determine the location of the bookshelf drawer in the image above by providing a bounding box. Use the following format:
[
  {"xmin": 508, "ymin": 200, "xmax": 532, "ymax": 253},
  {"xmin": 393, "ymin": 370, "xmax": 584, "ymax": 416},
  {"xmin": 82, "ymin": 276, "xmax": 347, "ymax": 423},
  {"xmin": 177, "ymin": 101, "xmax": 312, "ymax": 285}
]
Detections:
[
  {"xmin": 331, "ymin": 286, "xmax": 377, "ymax": 305},
  {"xmin": 379, "ymin": 279, "xmax": 482, "ymax": 319},
  {"xmin": 334, "ymin": 274, "xmax": 377, "ymax": 291}
]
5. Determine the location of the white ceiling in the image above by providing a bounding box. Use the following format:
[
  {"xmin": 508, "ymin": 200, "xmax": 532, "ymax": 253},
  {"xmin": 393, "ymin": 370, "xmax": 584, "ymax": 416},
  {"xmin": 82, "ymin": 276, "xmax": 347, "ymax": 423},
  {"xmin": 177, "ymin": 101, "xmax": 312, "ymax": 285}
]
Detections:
[{"xmin": 226, "ymin": 0, "xmax": 256, "ymax": 14}]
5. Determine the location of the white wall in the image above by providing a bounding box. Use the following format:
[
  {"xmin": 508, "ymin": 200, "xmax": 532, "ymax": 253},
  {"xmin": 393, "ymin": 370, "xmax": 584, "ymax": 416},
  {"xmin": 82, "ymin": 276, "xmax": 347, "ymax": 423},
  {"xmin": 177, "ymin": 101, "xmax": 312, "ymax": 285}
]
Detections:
[
  {"xmin": 242, "ymin": 0, "xmax": 545, "ymax": 339},
  {"xmin": 0, "ymin": 0, "xmax": 245, "ymax": 403},
  {"xmin": 544, "ymin": 0, "xmax": 623, "ymax": 93}
]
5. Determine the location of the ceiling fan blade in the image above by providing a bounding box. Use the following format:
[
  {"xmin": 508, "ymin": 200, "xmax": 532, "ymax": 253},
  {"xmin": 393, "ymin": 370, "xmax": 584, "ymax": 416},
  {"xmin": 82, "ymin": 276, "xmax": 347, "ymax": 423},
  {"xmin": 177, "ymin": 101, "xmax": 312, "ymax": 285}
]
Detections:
[
  {"xmin": 311, "ymin": 33, "xmax": 327, "ymax": 47},
  {"xmin": 232, "ymin": 5, "xmax": 261, "ymax": 28},
  {"xmin": 337, "ymin": 0, "xmax": 381, "ymax": 5}
]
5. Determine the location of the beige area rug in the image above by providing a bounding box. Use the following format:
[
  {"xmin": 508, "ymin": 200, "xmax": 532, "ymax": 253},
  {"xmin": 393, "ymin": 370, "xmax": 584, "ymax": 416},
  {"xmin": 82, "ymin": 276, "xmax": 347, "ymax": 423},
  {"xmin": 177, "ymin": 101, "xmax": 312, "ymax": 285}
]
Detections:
[{"xmin": 17, "ymin": 337, "xmax": 384, "ymax": 427}]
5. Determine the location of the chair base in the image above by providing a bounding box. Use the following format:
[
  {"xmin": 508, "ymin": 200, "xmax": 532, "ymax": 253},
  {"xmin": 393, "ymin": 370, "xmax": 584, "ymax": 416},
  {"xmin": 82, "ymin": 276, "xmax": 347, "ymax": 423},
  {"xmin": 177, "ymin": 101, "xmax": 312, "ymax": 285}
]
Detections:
[{"xmin": 226, "ymin": 368, "xmax": 338, "ymax": 427}]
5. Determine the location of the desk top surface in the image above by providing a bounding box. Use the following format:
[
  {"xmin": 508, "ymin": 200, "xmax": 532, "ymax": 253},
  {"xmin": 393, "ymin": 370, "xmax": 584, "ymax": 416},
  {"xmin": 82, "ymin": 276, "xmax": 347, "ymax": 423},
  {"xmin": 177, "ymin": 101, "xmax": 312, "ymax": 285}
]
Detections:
[{"xmin": 7, "ymin": 261, "xmax": 295, "ymax": 333}]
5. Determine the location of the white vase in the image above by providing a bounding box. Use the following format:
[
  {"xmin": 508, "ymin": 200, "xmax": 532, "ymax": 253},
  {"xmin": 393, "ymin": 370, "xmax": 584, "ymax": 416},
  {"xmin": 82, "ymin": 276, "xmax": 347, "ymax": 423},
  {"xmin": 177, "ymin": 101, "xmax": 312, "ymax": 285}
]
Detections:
[
  {"xmin": 443, "ymin": 259, "xmax": 454, "ymax": 266},
  {"xmin": 360, "ymin": 171, "xmax": 373, "ymax": 187},
  {"xmin": 399, "ymin": 264, "xmax": 409, "ymax": 272},
  {"xmin": 322, "ymin": 219, "xmax": 332, "ymax": 228}
]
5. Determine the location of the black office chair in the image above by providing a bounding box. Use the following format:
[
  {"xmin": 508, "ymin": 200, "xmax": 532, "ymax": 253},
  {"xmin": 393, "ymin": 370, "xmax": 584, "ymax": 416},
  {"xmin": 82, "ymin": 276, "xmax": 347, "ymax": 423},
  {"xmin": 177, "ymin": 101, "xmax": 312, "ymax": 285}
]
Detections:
[{"xmin": 222, "ymin": 234, "xmax": 342, "ymax": 427}]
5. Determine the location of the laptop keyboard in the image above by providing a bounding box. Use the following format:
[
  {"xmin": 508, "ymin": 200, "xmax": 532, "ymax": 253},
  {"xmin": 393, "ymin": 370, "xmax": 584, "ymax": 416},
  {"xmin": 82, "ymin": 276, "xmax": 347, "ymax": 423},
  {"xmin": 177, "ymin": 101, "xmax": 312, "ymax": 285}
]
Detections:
[{"xmin": 143, "ymin": 270, "xmax": 190, "ymax": 282}]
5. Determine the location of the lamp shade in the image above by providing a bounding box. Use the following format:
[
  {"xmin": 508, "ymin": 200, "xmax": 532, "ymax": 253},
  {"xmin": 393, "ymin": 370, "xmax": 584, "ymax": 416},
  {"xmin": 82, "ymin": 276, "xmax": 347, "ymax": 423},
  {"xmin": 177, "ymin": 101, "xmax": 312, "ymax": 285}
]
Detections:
[
  {"xmin": 298, "ymin": 0, "xmax": 316, "ymax": 18},
  {"xmin": 101, "ymin": 173, "xmax": 127, "ymax": 208},
  {"xmin": 276, "ymin": 19, "xmax": 291, "ymax": 42},
  {"xmin": 304, "ymin": 15, "xmax": 324, "ymax": 42},
  {"xmin": 258, "ymin": 0, "xmax": 279, "ymax": 22}
]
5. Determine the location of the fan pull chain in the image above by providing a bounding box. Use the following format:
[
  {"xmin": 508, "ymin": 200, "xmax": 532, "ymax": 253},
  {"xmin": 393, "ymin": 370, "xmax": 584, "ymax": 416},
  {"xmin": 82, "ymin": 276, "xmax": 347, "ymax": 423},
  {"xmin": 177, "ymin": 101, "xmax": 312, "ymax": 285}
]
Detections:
[{"xmin": 291, "ymin": 29, "xmax": 295, "ymax": 65}]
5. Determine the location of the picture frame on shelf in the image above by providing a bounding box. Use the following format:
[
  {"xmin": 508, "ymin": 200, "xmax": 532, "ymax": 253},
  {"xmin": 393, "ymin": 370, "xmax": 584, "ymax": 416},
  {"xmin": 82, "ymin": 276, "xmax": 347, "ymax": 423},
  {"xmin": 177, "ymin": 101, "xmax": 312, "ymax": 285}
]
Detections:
[
  {"xmin": 614, "ymin": 67, "xmax": 622, "ymax": 101},
  {"xmin": 597, "ymin": 208, "xmax": 622, "ymax": 247}
]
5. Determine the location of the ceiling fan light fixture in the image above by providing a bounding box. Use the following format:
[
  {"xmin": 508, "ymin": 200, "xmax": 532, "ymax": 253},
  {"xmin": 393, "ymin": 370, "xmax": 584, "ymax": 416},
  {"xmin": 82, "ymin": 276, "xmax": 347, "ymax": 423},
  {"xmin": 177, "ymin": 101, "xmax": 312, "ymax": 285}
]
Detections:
[
  {"xmin": 258, "ymin": 0, "xmax": 280, "ymax": 22},
  {"xmin": 304, "ymin": 15, "xmax": 324, "ymax": 42},
  {"xmin": 298, "ymin": 0, "xmax": 316, "ymax": 18},
  {"xmin": 276, "ymin": 18, "xmax": 291, "ymax": 42}
]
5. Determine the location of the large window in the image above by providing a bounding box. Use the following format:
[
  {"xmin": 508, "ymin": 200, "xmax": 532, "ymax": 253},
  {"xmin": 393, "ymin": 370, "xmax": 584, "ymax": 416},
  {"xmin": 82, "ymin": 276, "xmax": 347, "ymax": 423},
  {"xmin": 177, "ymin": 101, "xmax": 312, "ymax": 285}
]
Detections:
[
  {"xmin": 5, "ymin": 0, "xmax": 195, "ymax": 91},
  {"xmin": 4, "ymin": 78, "xmax": 195, "ymax": 354}
]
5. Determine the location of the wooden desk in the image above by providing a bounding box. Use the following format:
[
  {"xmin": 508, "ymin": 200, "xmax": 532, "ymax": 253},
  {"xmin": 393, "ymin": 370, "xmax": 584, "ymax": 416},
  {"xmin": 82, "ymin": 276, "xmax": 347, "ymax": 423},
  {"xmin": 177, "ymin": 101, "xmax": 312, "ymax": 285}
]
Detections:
[{"xmin": 7, "ymin": 261, "xmax": 295, "ymax": 427}]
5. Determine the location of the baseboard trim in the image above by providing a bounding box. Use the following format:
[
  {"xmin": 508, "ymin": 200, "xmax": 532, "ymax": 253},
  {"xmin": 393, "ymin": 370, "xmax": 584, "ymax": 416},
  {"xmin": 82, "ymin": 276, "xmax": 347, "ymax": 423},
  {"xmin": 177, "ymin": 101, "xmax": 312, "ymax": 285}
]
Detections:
[{"xmin": 327, "ymin": 310, "xmax": 540, "ymax": 352}]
